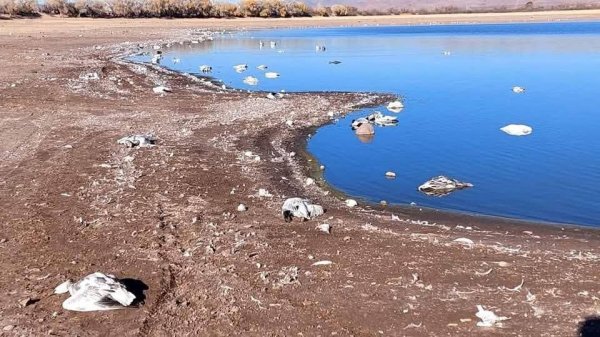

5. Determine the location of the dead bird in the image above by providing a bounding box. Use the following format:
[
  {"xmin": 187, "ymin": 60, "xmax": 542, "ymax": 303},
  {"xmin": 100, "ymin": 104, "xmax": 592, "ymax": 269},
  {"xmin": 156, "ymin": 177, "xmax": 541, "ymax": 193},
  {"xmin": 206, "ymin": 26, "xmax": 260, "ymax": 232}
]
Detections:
[
  {"xmin": 418, "ymin": 175, "xmax": 473, "ymax": 197},
  {"xmin": 282, "ymin": 198, "xmax": 324, "ymax": 222},
  {"xmin": 117, "ymin": 135, "xmax": 156, "ymax": 148},
  {"xmin": 54, "ymin": 272, "xmax": 136, "ymax": 312}
]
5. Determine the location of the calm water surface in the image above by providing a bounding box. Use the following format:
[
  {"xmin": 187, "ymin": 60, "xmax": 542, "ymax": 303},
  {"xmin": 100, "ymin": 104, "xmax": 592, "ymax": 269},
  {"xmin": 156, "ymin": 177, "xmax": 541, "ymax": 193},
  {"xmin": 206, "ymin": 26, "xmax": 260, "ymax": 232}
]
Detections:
[{"xmin": 132, "ymin": 22, "xmax": 600, "ymax": 226}]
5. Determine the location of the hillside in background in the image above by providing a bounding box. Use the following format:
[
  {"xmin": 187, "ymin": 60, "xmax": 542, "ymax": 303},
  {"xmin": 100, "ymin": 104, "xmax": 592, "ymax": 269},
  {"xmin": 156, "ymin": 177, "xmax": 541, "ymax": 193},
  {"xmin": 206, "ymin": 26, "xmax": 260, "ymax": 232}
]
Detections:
[{"xmin": 303, "ymin": 0, "xmax": 598, "ymax": 11}]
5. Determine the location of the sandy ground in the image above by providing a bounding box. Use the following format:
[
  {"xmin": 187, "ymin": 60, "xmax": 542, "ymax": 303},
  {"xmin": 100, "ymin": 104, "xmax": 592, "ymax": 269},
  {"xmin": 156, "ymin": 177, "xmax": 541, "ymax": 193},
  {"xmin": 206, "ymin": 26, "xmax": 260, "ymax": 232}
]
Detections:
[{"xmin": 1, "ymin": 13, "xmax": 600, "ymax": 337}]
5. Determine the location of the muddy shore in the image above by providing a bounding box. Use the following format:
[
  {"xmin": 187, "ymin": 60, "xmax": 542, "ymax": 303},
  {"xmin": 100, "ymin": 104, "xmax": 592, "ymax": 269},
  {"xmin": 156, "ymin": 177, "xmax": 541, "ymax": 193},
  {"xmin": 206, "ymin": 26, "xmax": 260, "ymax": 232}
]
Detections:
[{"xmin": 1, "ymin": 14, "xmax": 600, "ymax": 337}]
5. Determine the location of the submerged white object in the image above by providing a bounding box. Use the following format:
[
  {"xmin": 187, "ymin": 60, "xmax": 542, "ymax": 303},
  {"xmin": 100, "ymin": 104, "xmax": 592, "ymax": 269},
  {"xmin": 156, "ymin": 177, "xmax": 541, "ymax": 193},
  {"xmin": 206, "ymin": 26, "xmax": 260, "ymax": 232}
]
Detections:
[
  {"xmin": 234, "ymin": 64, "xmax": 248, "ymax": 73},
  {"xmin": 418, "ymin": 175, "xmax": 473, "ymax": 197},
  {"xmin": 500, "ymin": 124, "xmax": 533, "ymax": 136},
  {"xmin": 512, "ymin": 86, "xmax": 525, "ymax": 93},
  {"xmin": 152, "ymin": 85, "xmax": 171, "ymax": 94},
  {"xmin": 345, "ymin": 199, "xmax": 358, "ymax": 208},
  {"xmin": 54, "ymin": 272, "xmax": 136, "ymax": 312},
  {"xmin": 117, "ymin": 135, "xmax": 156, "ymax": 148},
  {"xmin": 265, "ymin": 72, "xmax": 280, "ymax": 79},
  {"xmin": 282, "ymin": 198, "xmax": 324, "ymax": 222},
  {"xmin": 387, "ymin": 100, "xmax": 404, "ymax": 112},
  {"xmin": 475, "ymin": 305, "xmax": 509, "ymax": 327},
  {"xmin": 243, "ymin": 76, "xmax": 259, "ymax": 86}
]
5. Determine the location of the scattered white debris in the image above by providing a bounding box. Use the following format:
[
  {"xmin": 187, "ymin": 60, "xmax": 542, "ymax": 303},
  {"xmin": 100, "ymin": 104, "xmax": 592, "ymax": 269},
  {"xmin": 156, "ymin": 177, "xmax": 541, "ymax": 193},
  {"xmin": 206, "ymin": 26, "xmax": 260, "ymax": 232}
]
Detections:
[
  {"xmin": 285, "ymin": 120, "xmax": 294, "ymax": 127},
  {"xmin": 54, "ymin": 272, "xmax": 136, "ymax": 312},
  {"xmin": 305, "ymin": 178, "xmax": 315, "ymax": 186},
  {"xmin": 475, "ymin": 268, "xmax": 493, "ymax": 276},
  {"xmin": 117, "ymin": 135, "xmax": 156, "ymax": 148},
  {"xmin": 265, "ymin": 72, "xmax": 280, "ymax": 79},
  {"xmin": 385, "ymin": 171, "xmax": 396, "ymax": 178},
  {"xmin": 312, "ymin": 260, "xmax": 333, "ymax": 266},
  {"xmin": 500, "ymin": 124, "xmax": 533, "ymax": 136},
  {"xmin": 258, "ymin": 189, "xmax": 273, "ymax": 198},
  {"xmin": 316, "ymin": 223, "xmax": 331, "ymax": 234},
  {"xmin": 237, "ymin": 204, "xmax": 248, "ymax": 212},
  {"xmin": 345, "ymin": 199, "xmax": 358, "ymax": 208},
  {"xmin": 475, "ymin": 305, "xmax": 509, "ymax": 327},
  {"xmin": 153, "ymin": 45, "xmax": 161, "ymax": 50},
  {"xmin": 418, "ymin": 176, "xmax": 473, "ymax": 197},
  {"xmin": 79, "ymin": 72, "xmax": 99, "ymax": 81},
  {"xmin": 282, "ymin": 198, "xmax": 324, "ymax": 222},
  {"xmin": 152, "ymin": 85, "xmax": 171, "ymax": 94},
  {"xmin": 506, "ymin": 279, "xmax": 524, "ymax": 292},
  {"xmin": 512, "ymin": 86, "xmax": 525, "ymax": 93}
]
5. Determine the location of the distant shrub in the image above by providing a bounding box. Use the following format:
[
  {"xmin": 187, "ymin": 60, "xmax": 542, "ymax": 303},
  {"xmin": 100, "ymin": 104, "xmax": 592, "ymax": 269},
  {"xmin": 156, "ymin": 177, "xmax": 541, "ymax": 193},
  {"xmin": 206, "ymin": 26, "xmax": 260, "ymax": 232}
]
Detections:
[
  {"xmin": 210, "ymin": 2, "xmax": 241, "ymax": 18},
  {"xmin": 286, "ymin": 1, "xmax": 310, "ymax": 17},
  {"xmin": 0, "ymin": 0, "xmax": 38, "ymax": 16},
  {"xmin": 330, "ymin": 4, "xmax": 357, "ymax": 16}
]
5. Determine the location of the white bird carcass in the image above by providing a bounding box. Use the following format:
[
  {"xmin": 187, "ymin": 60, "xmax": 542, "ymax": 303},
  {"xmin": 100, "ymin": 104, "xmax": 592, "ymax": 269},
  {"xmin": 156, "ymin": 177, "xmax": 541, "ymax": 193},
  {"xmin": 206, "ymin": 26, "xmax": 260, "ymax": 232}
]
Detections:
[
  {"xmin": 54, "ymin": 272, "xmax": 136, "ymax": 312},
  {"xmin": 418, "ymin": 175, "xmax": 473, "ymax": 197},
  {"xmin": 117, "ymin": 135, "xmax": 156, "ymax": 148},
  {"xmin": 243, "ymin": 76, "xmax": 259, "ymax": 86},
  {"xmin": 475, "ymin": 305, "xmax": 509, "ymax": 327},
  {"xmin": 366, "ymin": 111, "xmax": 398, "ymax": 127},
  {"xmin": 152, "ymin": 85, "xmax": 171, "ymax": 94},
  {"xmin": 512, "ymin": 86, "xmax": 525, "ymax": 93},
  {"xmin": 199, "ymin": 65, "xmax": 212, "ymax": 73},
  {"xmin": 233, "ymin": 64, "xmax": 248, "ymax": 73},
  {"xmin": 257, "ymin": 64, "xmax": 268, "ymax": 70},
  {"xmin": 265, "ymin": 72, "xmax": 280, "ymax": 79},
  {"xmin": 500, "ymin": 124, "xmax": 533, "ymax": 136},
  {"xmin": 282, "ymin": 198, "xmax": 324, "ymax": 222}
]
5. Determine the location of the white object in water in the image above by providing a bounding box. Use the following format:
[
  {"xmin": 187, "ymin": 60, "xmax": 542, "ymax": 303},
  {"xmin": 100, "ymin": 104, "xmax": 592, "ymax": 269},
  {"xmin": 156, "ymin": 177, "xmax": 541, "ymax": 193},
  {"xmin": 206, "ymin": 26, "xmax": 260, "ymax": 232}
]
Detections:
[
  {"xmin": 54, "ymin": 272, "xmax": 136, "ymax": 312},
  {"xmin": 233, "ymin": 64, "xmax": 248, "ymax": 73},
  {"xmin": 152, "ymin": 85, "xmax": 171, "ymax": 94},
  {"xmin": 418, "ymin": 176, "xmax": 473, "ymax": 197},
  {"xmin": 257, "ymin": 65, "xmax": 268, "ymax": 70},
  {"xmin": 270, "ymin": 41, "xmax": 277, "ymax": 49},
  {"xmin": 172, "ymin": 58, "xmax": 180, "ymax": 64},
  {"xmin": 367, "ymin": 111, "xmax": 398, "ymax": 127},
  {"xmin": 345, "ymin": 199, "xmax": 358, "ymax": 208},
  {"xmin": 443, "ymin": 51, "xmax": 451, "ymax": 56},
  {"xmin": 387, "ymin": 100, "xmax": 404, "ymax": 112},
  {"xmin": 475, "ymin": 305, "xmax": 509, "ymax": 327},
  {"xmin": 385, "ymin": 171, "xmax": 396, "ymax": 178},
  {"xmin": 500, "ymin": 124, "xmax": 532, "ymax": 136},
  {"xmin": 243, "ymin": 76, "xmax": 259, "ymax": 86},
  {"xmin": 151, "ymin": 54, "xmax": 162, "ymax": 64},
  {"xmin": 265, "ymin": 72, "xmax": 280, "ymax": 79},
  {"xmin": 199, "ymin": 65, "xmax": 212, "ymax": 73},
  {"xmin": 117, "ymin": 135, "xmax": 156, "ymax": 148},
  {"xmin": 512, "ymin": 86, "xmax": 525, "ymax": 93},
  {"xmin": 282, "ymin": 198, "xmax": 324, "ymax": 222}
]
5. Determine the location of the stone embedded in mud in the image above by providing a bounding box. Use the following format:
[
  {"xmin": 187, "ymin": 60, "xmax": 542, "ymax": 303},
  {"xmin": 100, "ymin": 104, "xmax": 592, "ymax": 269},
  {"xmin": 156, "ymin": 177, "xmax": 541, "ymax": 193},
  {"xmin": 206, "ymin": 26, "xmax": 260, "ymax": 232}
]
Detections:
[{"xmin": 418, "ymin": 175, "xmax": 473, "ymax": 197}]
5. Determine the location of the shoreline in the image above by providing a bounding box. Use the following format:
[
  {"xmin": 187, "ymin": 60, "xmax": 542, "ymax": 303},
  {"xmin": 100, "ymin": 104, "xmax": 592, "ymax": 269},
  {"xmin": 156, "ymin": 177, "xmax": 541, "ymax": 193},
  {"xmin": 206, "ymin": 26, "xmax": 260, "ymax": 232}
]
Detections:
[{"xmin": 1, "ymin": 16, "xmax": 600, "ymax": 336}]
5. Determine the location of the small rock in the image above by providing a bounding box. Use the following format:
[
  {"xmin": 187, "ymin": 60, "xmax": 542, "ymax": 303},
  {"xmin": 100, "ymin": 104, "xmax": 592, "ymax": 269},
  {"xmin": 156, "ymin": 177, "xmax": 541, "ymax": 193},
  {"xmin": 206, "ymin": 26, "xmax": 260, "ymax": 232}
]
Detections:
[
  {"xmin": 319, "ymin": 165, "xmax": 325, "ymax": 170},
  {"xmin": 237, "ymin": 204, "xmax": 247, "ymax": 212},
  {"xmin": 305, "ymin": 178, "xmax": 315, "ymax": 186},
  {"xmin": 19, "ymin": 298, "xmax": 34, "ymax": 307},
  {"xmin": 380, "ymin": 200, "xmax": 388, "ymax": 206},
  {"xmin": 3, "ymin": 325, "xmax": 14, "ymax": 331}
]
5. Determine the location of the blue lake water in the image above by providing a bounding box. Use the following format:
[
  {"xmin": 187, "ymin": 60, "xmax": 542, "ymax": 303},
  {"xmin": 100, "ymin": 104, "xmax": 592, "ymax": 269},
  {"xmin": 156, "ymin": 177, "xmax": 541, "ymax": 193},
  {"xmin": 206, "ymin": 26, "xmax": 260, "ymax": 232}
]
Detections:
[{"xmin": 132, "ymin": 22, "xmax": 600, "ymax": 226}]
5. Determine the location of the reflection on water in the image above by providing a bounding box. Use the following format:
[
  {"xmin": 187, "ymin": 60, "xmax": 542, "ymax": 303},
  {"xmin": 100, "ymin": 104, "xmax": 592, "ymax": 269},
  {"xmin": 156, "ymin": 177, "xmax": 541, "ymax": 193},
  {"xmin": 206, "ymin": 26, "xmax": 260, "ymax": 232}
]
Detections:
[{"xmin": 131, "ymin": 22, "xmax": 600, "ymax": 226}]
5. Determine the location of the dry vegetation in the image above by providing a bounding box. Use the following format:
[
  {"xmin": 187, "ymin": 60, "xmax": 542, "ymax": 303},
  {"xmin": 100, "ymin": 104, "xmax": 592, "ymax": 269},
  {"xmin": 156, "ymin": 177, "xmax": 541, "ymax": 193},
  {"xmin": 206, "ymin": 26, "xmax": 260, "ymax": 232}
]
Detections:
[{"xmin": 1, "ymin": 0, "xmax": 599, "ymax": 18}]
